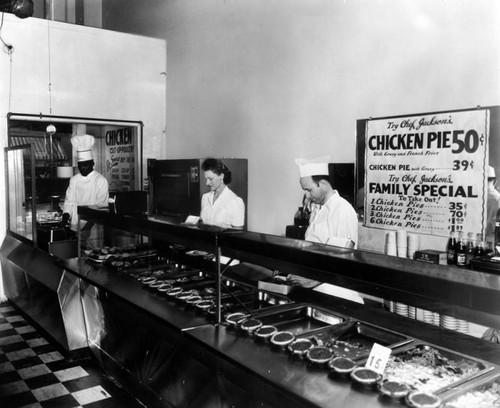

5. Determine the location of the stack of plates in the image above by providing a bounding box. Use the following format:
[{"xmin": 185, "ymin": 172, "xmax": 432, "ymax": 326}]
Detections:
[
  {"xmin": 440, "ymin": 315, "xmax": 458, "ymax": 330},
  {"xmin": 422, "ymin": 309, "xmax": 435, "ymax": 325},
  {"xmin": 433, "ymin": 312, "xmax": 440, "ymax": 326},
  {"xmin": 407, "ymin": 306, "xmax": 416, "ymax": 320},
  {"xmin": 456, "ymin": 319, "xmax": 469, "ymax": 334},
  {"xmin": 394, "ymin": 303, "xmax": 409, "ymax": 317}
]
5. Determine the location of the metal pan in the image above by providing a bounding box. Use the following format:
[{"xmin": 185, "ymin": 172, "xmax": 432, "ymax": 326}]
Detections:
[
  {"xmin": 253, "ymin": 304, "xmax": 346, "ymax": 336},
  {"xmin": 380, "ymin": 343, "xmax": 494, "ymax": 395},
  {"xmin": 440, "ymin": 371, "xmax": 500, "ymax": 407},
  {"xmin": 301, "ymin": 321, "xmax": 412, "ymax": 361}
]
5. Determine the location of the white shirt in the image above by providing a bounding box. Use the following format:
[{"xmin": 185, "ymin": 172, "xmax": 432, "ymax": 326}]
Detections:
[
  {"xmin": 306, "ymin": 191, "xmax": 363, "ymax": 304},
  {"xmin": 305, "ymin": 191, "xmax": 358, "ymax": 248},
  {"xmin": 63, "ymin": 170, "xmax": 109, "ymax": 231},
  {"xmin": 200, "ymin": 186, "xmax": 245, "ymax": 229},
  {"xmin": 486, "ymin": 184, "xmax": 500, "ymax": 238}
]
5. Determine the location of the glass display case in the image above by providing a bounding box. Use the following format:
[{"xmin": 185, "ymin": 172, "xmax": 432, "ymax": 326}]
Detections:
[
  {"xmin": 5, "ymin": 144, "xmax": 36, "ymax": 244},
  {"xmin": 6, "ymin": 113, "xmax": 144, "ymax": 254},
  {"xmin": 1, "ymin": 114, "xmax": 144, "ymax": 354}
]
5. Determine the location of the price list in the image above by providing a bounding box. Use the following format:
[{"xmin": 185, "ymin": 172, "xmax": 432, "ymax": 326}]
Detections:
[{"xmin": 364, "ymin": 110, "xmax": 489, "ymax": 238}]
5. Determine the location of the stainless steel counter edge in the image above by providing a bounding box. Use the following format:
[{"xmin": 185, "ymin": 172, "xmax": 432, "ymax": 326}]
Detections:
[
  {"xmin": 58, "ymin": 257, "xmax": 500, "ymax": 408},
  {"xmin": 57, "ymin": 257, "xmax": 212, "ymax": 332}
]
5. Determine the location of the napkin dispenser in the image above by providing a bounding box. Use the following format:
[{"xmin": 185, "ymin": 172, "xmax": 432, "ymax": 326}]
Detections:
[{"xmin": 109, "ymin": 191, "xmax": 147, "ymax": 215}]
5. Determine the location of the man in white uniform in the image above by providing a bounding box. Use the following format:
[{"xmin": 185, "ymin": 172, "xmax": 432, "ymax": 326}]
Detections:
[
  {"xmin": 486, "ymin": 165, "xmax": 500, "ymax": 246},
  {"xmin": 62, "ymin": 135, "xmax": 109, "ymax": 245},
  {"xmin": 200, "ymin": 158, "xmax": 245, "ymax": 229},
  {"xmin": 287, "ymin": 156, "xmax": 363, "ymax": 304}
]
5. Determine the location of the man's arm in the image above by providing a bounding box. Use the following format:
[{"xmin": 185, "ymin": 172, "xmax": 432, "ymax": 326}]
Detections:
[{"xmin": 95, "ymin": 176, "xmax": 109, "ymax": 207}]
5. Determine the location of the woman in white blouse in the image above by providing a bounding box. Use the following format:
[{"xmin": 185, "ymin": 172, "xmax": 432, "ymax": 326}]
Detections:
[{"xmin": 200, "ymin": 158, "xmax": 245, "ymax": 229}]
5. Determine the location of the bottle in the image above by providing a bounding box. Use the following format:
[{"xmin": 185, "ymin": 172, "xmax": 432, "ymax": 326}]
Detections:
[
  {"xmin": 475, "ymin": 233, "xmax": 486, "ymax": 258},
  {"xmin": 455, "ymin": 231, "xmax": 467, "ymax": 267},
  {"xmin": 446, "ymin": 230, "xmax": 457, "ymax": 265},
  {"xmin": 293, "ymin": 207, "xmax": 309, "ymax": 227},
  {"xmin": 465, "ymin": 232, "xmax": 475, "ymax": 266}
]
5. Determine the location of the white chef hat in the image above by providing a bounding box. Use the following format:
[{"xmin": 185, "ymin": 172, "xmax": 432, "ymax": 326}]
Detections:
[
  {"xmin": 71, "ymin": 134, "xmax": 95, "ymax": 162},
  {"xmin": 295, "ymin": 156, "xmax": 330, "ymax": 178},
  {"xmin": 489, "ymin": 166, "xmax": 496, "ymax": 178}
]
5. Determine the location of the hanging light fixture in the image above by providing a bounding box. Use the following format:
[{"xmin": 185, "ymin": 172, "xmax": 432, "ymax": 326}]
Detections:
[
  {"xmin": 46, "ymin": 123, "xmax": 56, "ymax": 135},
  {"xmin": 46, "ymin": 123, "xmax": 56, "ymax": 171}
]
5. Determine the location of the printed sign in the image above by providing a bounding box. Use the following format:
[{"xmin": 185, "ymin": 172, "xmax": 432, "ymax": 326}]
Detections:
[
  {"xmin": 104, "ymin": 127, "xmax": 136, "ymax": 191},
  {"xmin": 365, "ymin": 343, "xmax": 392, "ymax": 374},
  {"xmin": 364, "ymin": 110, "xmax": 489, "ymax": 237}
]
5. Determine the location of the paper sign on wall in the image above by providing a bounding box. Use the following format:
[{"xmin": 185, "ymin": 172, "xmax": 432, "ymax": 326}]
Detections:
[
  {"xmin": 103, "ymin": 126, "xmax": 136, "ymax": 192},
  {"xmin": 364, "ymin": 110, "xmax": 489, "ymax": 237}
]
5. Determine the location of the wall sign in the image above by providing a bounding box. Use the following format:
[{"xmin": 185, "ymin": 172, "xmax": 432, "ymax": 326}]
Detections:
[
  {"xmin": 104, "ymin": 126, "xmax": 136, "ymax": 192},
  {"xmin": 364, "ymin": 109, "xmax": 489, "ymax": 237}
]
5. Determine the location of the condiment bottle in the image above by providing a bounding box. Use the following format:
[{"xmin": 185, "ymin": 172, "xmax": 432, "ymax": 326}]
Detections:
[
  {"xmin": 465, "ymin": 232, "xmax": 475, "ymax": 266},
  {"xmin": 455, "ymin": 231, "xmax": 467, "ymax": 267},
  {"xmin": 446, "ymin": 230, "xmax": 457, "ymax": 265},
  {"xmin": 294, "ymin": 207, "xmax": 309, "ymax": 227},
  {"xmin": 475, "ymin": 233, "xmax": 486, "ymax": 257}
]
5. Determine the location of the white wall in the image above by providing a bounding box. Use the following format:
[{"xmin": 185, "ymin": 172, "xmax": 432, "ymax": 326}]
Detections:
[
  {"xmin": 102, "ymin": 0, "xmax": 500, "ymax": 253},
  {"xmin": 0, "ymin": 14, "xmax": 166, "ymax": 300}
]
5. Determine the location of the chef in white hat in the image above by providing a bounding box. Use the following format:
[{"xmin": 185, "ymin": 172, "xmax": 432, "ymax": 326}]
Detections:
[
  {"xmin": 287, "ymin": 156, "xmax": 363, "ymax": 304},
  {"xmin": 62, "ymin": 135, "xmax": 109, "ymax": 238}
]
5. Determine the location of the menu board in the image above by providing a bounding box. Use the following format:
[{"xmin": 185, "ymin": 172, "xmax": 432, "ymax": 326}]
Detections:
[
  {"xmin": 364, "ymin": 109, "xmax": 489, "ymax": 237},
  {"xmin": 103, "ymin": 126, "xmax": 136, "ymax": 191}
]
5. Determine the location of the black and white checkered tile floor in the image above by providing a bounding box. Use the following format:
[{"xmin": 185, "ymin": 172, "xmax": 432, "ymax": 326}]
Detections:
[{"xmin": 0, "ymin": 302, "xmax": 145, "ymax": 408}]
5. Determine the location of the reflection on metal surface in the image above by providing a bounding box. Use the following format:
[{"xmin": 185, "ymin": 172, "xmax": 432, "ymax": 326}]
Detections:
[
  {"xmin": 0, "ymin": 236, "xmax": 86, "ymax": 351},
  {"xmin": 58, "ymin": 271, "xmax": 87, "ymax": 350},
  {"xmin": 80, "ymin": 281, "xmax": 276, "ymax": 408},
  {"xmin": 80, "ymin": 282, "xmax": 105, "ymax": 349},
  {"xmin": 256, "ymin": 305, "xmax": 346, "ymax": 335}
]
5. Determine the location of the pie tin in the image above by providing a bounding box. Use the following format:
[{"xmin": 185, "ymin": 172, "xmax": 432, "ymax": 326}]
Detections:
[
  {"xmin": 287, "ymin": 338, "xmax": 314, "ymax": 357},
  {"xmin": 328, "ymin": 356, "xmax": 357, "ymax": 374},
  {"xmin": 254, "ymin": 325, "xmax": 278, "ymax": 340},
  {"xmin": 377, "ymin": 380, "xmax": 411, "ymax": 399},
  {"xmin": 306, "ymin": 346, "xmax": 334, "ymax": 365},
  {"xmin": 350, "ymin": 367, "xmax": 383, "ymax": 387},
  {"xmin": 270, "ymin": 331, "xmax": 295, "ymax": 348},
  {"xmin": 405, "ymin": 391, "xmax": 442, "ymax": 408}
]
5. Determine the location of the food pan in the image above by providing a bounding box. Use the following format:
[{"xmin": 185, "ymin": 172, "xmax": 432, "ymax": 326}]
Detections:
[
  {"xmin": 129, "ymin": 262, "xmax": 196, "ymax": 276},
  {"xmin": 381, "ymin": 344, "xmax": 493, "ymax": 395},
  {"xmin": 222, "ymin": 280, "xmax": 256, "ymax": 295},
  {"xmin": 441, "ymin": 372, "xmax": 500, "ymax": 407},
  {"xmin": 254, "ymin": 305, "xmax": 346, "ymax": 336},
  {"xmin": 300, "ymin": 321, "xmax": 411, "ymax": 360},
  {"xmin": 216, "ymin": 291, "xmax": 289, "ymax": 317},
  {"xmin": 224, "ymin": 291, "xmax": 289, "ymax": 310},
  {"xmin": 173, "ymin": 277, "xmax": 214, "ymax": 289},
  {"xmin": 132, "ymin": 266, "xmax": 203, "ymax": 282},
  {"xmin": 223, "ymin": 278, "xmax": 253, "ymax": 288},
  {"xmin": 105, "ymin": 254, "xmax": 163, "ymax": 271}
]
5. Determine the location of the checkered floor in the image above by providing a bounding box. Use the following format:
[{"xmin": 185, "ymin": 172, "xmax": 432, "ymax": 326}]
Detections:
[{"xmin": 0, "ymin": 302, "xmax": 145, "ymax": 408}]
